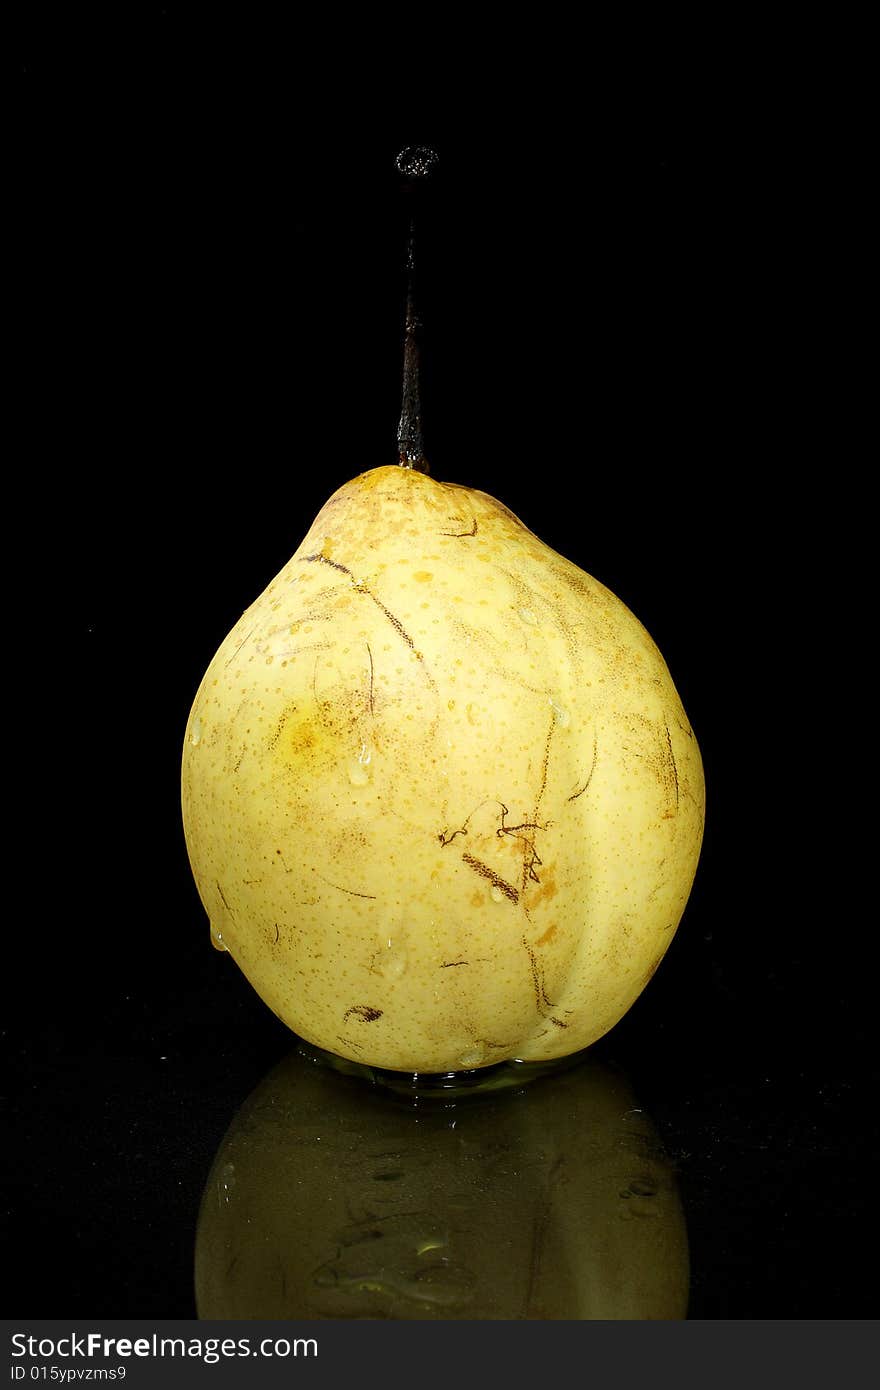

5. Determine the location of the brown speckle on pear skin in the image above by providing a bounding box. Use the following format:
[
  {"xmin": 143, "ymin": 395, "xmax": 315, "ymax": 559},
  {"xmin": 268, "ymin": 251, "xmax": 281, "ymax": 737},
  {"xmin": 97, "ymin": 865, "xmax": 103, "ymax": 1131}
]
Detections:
[
  {"xmin": 342, "ymin": 1005, "xmax": 384, "ymax": 1024},
  {"xmin": 461, "ymin": 852, "xmax": 519, "ymax": 903},
  {"xmin": 440, "ymin": 517, "xmax": 478, "ymax": 537}
]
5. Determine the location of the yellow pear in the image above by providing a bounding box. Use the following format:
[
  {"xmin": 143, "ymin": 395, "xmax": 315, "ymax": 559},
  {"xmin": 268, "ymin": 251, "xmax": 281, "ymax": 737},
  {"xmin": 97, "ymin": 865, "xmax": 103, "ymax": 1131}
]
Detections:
[{"xmin": 181, "ymin": 464, "xmax": 704, "ymax": 1072}]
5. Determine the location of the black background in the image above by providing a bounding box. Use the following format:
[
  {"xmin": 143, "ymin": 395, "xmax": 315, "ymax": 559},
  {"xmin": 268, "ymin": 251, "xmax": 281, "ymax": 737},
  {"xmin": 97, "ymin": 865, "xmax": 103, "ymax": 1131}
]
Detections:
[{"xmin": 6, "ymin": 11, "xmax": 871, "ymax": 1321}]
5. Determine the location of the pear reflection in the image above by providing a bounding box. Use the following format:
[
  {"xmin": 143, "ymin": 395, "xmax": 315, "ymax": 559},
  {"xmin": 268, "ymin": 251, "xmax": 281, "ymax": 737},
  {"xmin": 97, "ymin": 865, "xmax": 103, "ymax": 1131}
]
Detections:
[{"xmin": 195, "ymin": 1046, "xmax": 689, "ymax": 1320}]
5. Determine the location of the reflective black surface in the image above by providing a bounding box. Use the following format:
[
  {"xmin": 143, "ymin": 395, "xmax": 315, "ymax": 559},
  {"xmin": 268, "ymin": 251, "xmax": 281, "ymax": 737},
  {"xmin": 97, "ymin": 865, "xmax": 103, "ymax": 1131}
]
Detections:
[
  {"xmin": 8, "ymin": 20, "xmax": 868, "ymax": 1321},
  {"xmin": 194, "ymin": 1044, "xmax": 690, "ymax": 1320}
]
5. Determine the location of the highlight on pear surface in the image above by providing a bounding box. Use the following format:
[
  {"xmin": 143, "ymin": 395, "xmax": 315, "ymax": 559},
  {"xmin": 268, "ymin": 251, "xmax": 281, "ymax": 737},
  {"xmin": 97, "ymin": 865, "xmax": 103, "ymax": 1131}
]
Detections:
[{"xmin": 180, "ymin": 464, "xmax": 704, "ymax": 1072}]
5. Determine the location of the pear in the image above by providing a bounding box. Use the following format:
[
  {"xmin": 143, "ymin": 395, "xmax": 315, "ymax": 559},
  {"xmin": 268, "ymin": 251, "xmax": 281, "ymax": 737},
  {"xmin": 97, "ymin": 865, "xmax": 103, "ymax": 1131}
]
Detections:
[{"xmin": 181, "ymin": 464, "xmax": 704, "ymax": 1072}]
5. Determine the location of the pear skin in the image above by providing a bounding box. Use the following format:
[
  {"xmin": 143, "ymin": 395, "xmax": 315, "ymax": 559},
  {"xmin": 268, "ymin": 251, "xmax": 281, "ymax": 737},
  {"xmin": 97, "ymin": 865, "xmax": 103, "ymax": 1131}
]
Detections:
[{"xmin": 181, "ymin": 466, "xmax": 704, "ymax": 1071}]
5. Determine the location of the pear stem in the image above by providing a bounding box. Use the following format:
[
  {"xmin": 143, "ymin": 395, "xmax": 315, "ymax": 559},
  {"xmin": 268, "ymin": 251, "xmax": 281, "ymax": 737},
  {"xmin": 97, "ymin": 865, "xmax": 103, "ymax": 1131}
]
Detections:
[
  {"xmin": 395, "ymin": 146, "xmax": 437, "ymax": 475},
  {"xmin": 397, "ymin": 220, "xmax": 428, "ymax": 473}
]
